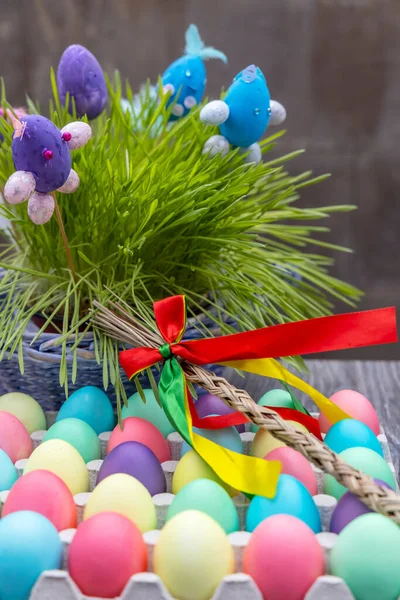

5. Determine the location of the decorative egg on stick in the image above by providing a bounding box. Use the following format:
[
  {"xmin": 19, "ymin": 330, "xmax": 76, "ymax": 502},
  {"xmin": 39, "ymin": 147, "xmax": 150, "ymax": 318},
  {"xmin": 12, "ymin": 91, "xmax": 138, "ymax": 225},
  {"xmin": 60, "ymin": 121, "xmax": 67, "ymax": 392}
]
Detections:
[
  {"xmin": 200, "ymin": 64, "xmax": 286, "ymax": 164},
  {"xmin": 3, "ymin": 115, "xmax": 91, "ymax": 280},
  {"xmin": 162, "ymin": 24, "xmax": 227, "ymax": 120}
]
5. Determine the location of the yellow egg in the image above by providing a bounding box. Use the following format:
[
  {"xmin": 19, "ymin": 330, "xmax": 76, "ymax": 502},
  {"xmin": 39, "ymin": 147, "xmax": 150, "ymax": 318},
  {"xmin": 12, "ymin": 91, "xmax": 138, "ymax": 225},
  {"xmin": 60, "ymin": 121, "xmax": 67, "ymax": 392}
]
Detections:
[
  {"xmin": 24, "ymin": 439, "xmax": 89, "ymax": 495},
  {"xmin": 251, "ymin": 420, "xmax": 309, "ymax": 458},
  {"xmin": 154, "ymin": 510, "xmax": 234, "ymax": 600},
  {"xmin": 172, "ymin": 450, "xmax": 236, "ymax": 497},
  {"xmin": 84, "ymin": 473, "xmax": 156, "ymax": 533},
  {"xmin": 0, "ymin": 392, "xmax": 46, "ymax": 434}
]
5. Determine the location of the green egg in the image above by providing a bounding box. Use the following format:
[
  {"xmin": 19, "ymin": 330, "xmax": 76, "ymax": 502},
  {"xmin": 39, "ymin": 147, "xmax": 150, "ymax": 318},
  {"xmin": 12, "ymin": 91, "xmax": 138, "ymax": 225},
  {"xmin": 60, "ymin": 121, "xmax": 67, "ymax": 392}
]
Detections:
[
  {"xmin": 122, "ymin": 389, "xmax": 174, "ymax": 438},
  {"xmin": 251, "ymin": 389, "xmax": 294, "ymax": 433},
  {"xmin": 43, "ymin": 418, "xmax": 101, "ymax": 464},
  {"xmin": 0, "ymin": 392, "xmax": 46, "ymax": 434},
  {"xmin": 331, "ymin": 513, "xmax": 400, "ymax": 600},
  {"xmin": 167, "ymin": 478, "xmax": 239, "ymax": 533},
  {"xmin": 323, "ymin": 447, "xmax": 396, "ymax": 500}
]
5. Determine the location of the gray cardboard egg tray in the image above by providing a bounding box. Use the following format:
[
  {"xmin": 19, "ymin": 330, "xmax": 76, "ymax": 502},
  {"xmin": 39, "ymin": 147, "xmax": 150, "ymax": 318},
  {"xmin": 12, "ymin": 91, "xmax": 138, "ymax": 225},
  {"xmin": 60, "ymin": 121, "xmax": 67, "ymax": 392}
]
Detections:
[{"xmin": 1, "ymin": 410, "xmax": 398, "ymax": 600}]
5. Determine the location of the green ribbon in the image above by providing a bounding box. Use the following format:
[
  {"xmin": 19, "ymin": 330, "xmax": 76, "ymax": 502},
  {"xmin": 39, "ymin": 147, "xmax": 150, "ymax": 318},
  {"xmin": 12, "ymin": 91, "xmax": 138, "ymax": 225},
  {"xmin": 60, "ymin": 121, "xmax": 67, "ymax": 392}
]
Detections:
[{"xmin": 158, "ymin": 353, "xmax": 192, "ymax": 445}]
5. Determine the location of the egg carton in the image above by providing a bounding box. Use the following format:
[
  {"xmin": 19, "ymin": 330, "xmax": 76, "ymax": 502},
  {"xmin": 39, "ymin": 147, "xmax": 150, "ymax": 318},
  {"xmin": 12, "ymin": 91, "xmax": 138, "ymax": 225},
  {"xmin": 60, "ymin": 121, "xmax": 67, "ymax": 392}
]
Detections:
[{"xmin": 1, "ymin": 412, "xmax": 398, "ymax": 600}]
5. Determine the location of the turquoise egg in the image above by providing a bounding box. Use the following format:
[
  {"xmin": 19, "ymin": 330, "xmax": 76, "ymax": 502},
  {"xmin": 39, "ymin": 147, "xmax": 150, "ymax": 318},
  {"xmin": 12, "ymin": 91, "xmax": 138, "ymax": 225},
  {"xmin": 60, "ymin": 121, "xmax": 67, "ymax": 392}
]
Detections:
[
  {"xmin": 0, "ymin": 511, "xmax": 62, "ymax": 600},
  {"xmin": 0, "ymin": 449, "xmax": 17, "ymax": 491},
  {"xmin": 251, "ymin": 389, "xmax": 294, "ymax": 433},
  {"xmin": 180, "ymin": 414, "xmax": 243, "ymax": 457},
  {"xmin": 324, "ymin": 419, "xmax": 383, "ymax": 456},
  {"xmin": 56, "ymin": 386, "xmax": 115, "ymax": 435},
  {"xmin": 43, "ymin": 418, "xmax": 101, "ymax": 463},
  {"xmin": 122, "ymin": 389, "xmax": 174, "ymax": 438},
  {"xmin": 246, "ymin": 474, "xmax": 321, "ymax": 533}
]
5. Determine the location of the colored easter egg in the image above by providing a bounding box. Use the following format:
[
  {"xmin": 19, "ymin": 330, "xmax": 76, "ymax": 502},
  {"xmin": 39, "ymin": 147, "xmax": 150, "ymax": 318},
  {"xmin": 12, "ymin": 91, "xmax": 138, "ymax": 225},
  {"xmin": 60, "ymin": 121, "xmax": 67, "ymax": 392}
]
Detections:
[
  {"xmin": 0, "ymin": 411, "xmax": 33, "ymax": 463},
  {"xmin": 57, "ymin": 44, "xmax": 108, "ymax": 120},
  {"xmin": 0, "ymin": 392, "xmax": 46, "ymax": 434},
  {"xmin": 154, "ymin": 510, "xmax": 234, "ymax": 600},
  {"xmin": 122, "ymin": 389, "xmax": 174, "ymax": 437},
  {"xmin": 0, "ymin": 511, "xmax": 62, "ymax": 600},
  {"xmin": 319, "ymin": 390, "xmax": 380, "ymax": 435},
  {"xmin": 0, "ymin": 449, "xmax": 18, "ymax": 491},
  {"xmin": 243, "ymin": 514, "xmax": 325, "ymax": 600},
  {"xmin": 172, "ymin": 450, "xmax": 236, "ymax": 497},
  {"xmin": 24, "ymin": 439, "xmax": 89, "ymax": 495},
  {"xmin": 323, "ymin": 447, "xmax": 396, "ymax": 500},
  {"xmin": 251, "ymin": 420, "xmax": 308, "ymax": 458},
  {"xmin": 43, "ymin": 418, "xmax": 101, "ymax": 463},
  {"xmin": 250, "ymin": 389, "xmax": 294, "ymax": 433},
  {"xmin": 180, "ymin": 415, "xmax": 243, "ymax": 458},
  {"xmin": 331, "ymin": 513, "xmax": 400, "ymax": 600},
  {"xmin": 97, "ymin": 441, "xmax": 166, "ymax": 496},
  {"xmin": 167, "ymin": 479, "xmax": 239, "ymax": 533},
  {"xmin": 56, "ymin": 386, "xmax": 115, "ymax": 435},
  {"xmin": 194, "ymin": 393, "xmax": 245, "ymax": 433},
  {"xmin": 246, "ymin": 474, "xmax": 321, "ymax": 533},
  {"xmin": 2, "ymin": 470, "xmax": 77, "ymax": 530},
  {"xmin": 324, "ymin": 419, "xmax": 383, "ymax": 456},
  {"xmin": 108, "ymin": 417, "xmax": 171, "ymax": 463},
  {"xmin": 12, "ymin": 115, "xmax": 71, "ymax": 193},
  {"xmin": 69, "ymin": 512, "xmax": 147, "ymax": 598},
  {"xmin": 162, "ymin": 54, "xmax": 206, "ymax": 120},
  {"xmin": 265, "ymin": 447, "xmax": 317, "ymax": 495},
  {"xmin": 220, "ymin": 65, "xmax": 271, "ymax": 148},
  {"xmin": 84, "ymin": 473, "xmax": 156, "ymax": 532},
  {"xmin": 330, "ymin": 479, "xmax": 393, "ymax": 534}
]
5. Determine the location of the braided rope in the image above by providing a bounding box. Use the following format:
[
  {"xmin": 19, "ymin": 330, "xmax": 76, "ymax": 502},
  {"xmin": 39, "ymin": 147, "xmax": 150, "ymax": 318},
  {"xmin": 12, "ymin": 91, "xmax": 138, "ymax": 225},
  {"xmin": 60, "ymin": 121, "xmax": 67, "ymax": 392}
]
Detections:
[{"xmin": 92, "ymin": 301, "xmax": 400, "ymax": 523}]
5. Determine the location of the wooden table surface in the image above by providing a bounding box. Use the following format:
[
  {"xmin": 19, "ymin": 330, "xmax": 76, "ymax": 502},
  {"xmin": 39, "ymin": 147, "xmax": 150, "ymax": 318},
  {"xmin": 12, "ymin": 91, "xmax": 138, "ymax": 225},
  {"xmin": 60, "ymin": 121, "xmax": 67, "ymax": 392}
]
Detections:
[{"xmin": 225, "ymin": 360, "xmax": 400, "ymax": 475}]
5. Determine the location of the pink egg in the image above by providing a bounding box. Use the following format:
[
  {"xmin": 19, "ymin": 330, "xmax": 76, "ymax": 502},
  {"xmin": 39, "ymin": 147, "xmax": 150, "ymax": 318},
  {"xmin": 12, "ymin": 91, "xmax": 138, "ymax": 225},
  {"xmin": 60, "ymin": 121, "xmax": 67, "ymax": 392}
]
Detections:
[
  {"xmin": 265, "ymin": 447, "xmax": 317, "ymax": 496},
  {"xmin": 243, "ymin": 514, "xmax": 325, "ymax": 600},
  {"xmin": 0, "ymin": 411, "xmax": 33, "ymax": 463},
  {"xmin": 319, "ymin": 390, "xmax": 380, "ymax": 435},
  {"xmin": 108, "ymin": 417, "xmax": 171, "ymax": 463},
  {"xmin": 2, "ymin": 470, "xmax": 77, "ymax": 530},
  {"xmin": 69, "ymin": 512, "xmax": 147, "ymax": 598}
]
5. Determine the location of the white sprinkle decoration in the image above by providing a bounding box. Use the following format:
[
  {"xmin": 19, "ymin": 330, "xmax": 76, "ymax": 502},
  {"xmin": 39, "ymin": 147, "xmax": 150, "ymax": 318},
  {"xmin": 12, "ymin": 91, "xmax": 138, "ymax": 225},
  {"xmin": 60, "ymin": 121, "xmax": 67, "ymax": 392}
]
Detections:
[
  {"xmin": 200, "ymin": 100, "xmax": 229, "ymax": 126},
  {"xmin": 269, "ymin": 100, "xmax": 287, "ymax": 126},
  {"xmin": 202, "ymin": 135, "xmax": 230, "ymax": 158},
  {"xmin": 61, "ymin": 122, "xmax": 92, "ymax": 150},
  {"xmin": 171, "ymin": 104, "xmax": 184, "ymax": 117},
  {"xmin": 163, "ymin": 83, "xmax": 176, "ymax": 96},
  {"xmin": 4, "ymin": 171, "xmax": 36, "ymax": 205},
  {"xmin": 183, "ymin": 95, "xmax": 197, "ymax": 109},
  {"xmin": 27, "ymin": 192, "xmax": 55, "ymax": 225},
  {"xmin": 57, "ymin": 169, "xmax": 80, "ymax": 194}
]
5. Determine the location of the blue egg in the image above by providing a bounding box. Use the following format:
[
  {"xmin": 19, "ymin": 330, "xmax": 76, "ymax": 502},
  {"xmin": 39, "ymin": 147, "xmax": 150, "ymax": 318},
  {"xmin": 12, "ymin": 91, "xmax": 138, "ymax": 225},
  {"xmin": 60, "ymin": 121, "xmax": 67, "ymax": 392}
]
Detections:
[
  {"xmin": 180, "ymin": 414, "xmax": 243, "ymax": 457},
  {"xmin": 56, "ymin": 386, "xmax": 115, "ymax": 435},
  {"xmin": 324, "ymin": 419, "xmax": 383, "ymax": 456},
  {"xmin": 0, "ymin": 511, "xmax": 62, "ymax": 600},
  {"xmin": 220, "ymin": 64, "xmax": 271, "ymax": 148},
  {"xmin": 162, "ymin": 55, "xmax": 206, "ymax": 121},
  {"xmin": 246, "ymin": 474, "xmax": 321, "ymax": 533},
  {"xmin": 0, "ymin": 449, "xmax": 17, "ymax": 491}
]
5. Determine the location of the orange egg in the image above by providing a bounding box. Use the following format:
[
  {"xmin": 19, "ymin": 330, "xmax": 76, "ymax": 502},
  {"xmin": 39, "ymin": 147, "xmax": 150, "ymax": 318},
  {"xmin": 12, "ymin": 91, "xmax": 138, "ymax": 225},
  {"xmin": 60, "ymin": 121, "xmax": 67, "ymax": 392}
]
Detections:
[
  {"xmin": 108, "ymin": 417, "xmax": 171, "ymax": 463},
  {"xmin": 69, "ymin": 512, "xmax": 147, "ymax": 598}
]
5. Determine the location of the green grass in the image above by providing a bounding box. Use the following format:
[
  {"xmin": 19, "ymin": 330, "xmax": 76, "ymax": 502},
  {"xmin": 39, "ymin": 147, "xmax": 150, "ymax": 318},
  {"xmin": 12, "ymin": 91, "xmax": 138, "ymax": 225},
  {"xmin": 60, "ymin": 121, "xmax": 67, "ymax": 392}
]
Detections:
[{"xmin": 0, "ymin": 72, "xmax": 362, "ymax": 404}]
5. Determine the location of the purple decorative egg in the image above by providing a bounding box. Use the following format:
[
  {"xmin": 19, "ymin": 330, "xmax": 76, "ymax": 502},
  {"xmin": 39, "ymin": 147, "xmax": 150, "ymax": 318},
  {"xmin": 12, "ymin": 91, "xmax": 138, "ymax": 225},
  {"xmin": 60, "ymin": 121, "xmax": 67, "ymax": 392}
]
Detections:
[
  {"xmin": 194, "ymin": 393, "xmax": 245, "ymax": 433},
  {"xmin": 97, "ymin": 441, "xmax": 166, "ymax": 497},
  {"xmin": 12, "ymin": 115, "xmax": 71, "ymax": 193},
  {"xmin": 57, "ymin": 45, "xmax": 108, "ymax": 120},
  {"xmin": 330, "ymin": 479, "xmax": 393, "ymax": 534}
]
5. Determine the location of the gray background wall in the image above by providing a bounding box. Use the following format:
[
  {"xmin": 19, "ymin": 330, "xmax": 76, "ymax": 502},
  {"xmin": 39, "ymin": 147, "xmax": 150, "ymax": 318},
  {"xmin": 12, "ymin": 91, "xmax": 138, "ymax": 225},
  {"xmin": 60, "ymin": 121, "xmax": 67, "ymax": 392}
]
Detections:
[{"xmin": 1, "ymin": 0, "xmax": 398, "ymax": 358}]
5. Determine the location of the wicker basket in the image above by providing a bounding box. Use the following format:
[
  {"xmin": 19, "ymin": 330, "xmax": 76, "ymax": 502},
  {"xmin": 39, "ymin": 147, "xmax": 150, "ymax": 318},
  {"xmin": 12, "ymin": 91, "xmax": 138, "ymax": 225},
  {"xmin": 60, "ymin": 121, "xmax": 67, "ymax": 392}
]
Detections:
[{"xmin": 0, "ymin": 306, "xmax": 235, "ymax": 411}]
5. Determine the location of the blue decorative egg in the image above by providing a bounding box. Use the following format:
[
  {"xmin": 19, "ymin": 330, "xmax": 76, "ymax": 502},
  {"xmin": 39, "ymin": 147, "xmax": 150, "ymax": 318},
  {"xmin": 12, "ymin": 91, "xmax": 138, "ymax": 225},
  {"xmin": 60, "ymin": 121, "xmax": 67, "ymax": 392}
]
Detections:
[
  {"xmin": 324, "ymin": 418, "xmax": 383, "ymax": 457},
  {"xmin": 56, "ymin": 386, "xmax": 115, "ymax": 435},
  {"xmin": 162, "ymin": 24, "xmax": 226, "ymax": 121},
  {"xmin": 180, "ymin": 414, "xmax": 243, "ymax": 458},
  {"xmin": 219, "ymin": 65, "xmax": 271, "ymax": 148},
  {"xmin": 246, "ymin": 474, "xmax": 321, "ymax": 534},
  {"xmin": 0, "ymin": 449, "xmax": 18, "ymax": 491},
  {"xmin": 0, "ymin": 511, "xmax": 62, "ymax": 600},
  {"xmin": 12, "ymin": 115, "xmax": 71, "ymax": 193}
]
